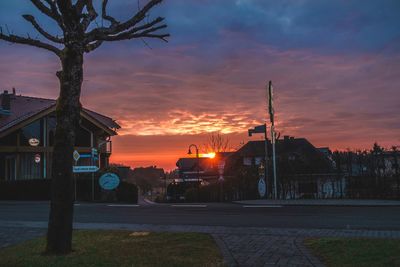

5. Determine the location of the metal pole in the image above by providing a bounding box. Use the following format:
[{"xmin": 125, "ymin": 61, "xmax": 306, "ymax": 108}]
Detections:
[
  {"xmin": 196, "ymin": 147, "xmax": 200, "ymax": 202},
  {"xmin": 91, "ymin": 150, "xmax": 94, "ymax": 201},
  {"xmin": 165, "ymin": 174, "xmax": 167, "ymax": 202},
  {"xmin": 271, "ymin": 125, "xmax": 277, "ymax": 199},
  {"xmin": 92, "ymin": 172, "xmax": 94, "ymax": 201},
  {"xmin": 264, "ymin": 123, "xmax": 269, "ymax": 199},
  {"xmin": 74, "ymin": 174, "xmax": 77, "ymax": 201},
  {"xmin": 268, "ymin": 81, "xmax": 278, "ymax": 200}
]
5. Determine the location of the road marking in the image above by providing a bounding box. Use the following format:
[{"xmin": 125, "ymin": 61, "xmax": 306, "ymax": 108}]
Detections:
[
  {"xmin": 171, "ymin": 204, "xmax": 207, "ymax": 208},
  {"xmin": 107, "ymin": 204, "xmax": 140, "ymax": 207},
  {"xmin": 242, "ymin": 205, "xmax": 282, "ymax": 208}
]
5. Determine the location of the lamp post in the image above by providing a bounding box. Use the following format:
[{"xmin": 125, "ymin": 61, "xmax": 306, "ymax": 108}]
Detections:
[{"xmin": 188, "ymin": 144, "xmax": 200, "ymax": 202}]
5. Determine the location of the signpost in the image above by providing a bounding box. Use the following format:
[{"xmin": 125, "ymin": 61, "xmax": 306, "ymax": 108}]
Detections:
[
  {"xmin": 268, "ymin": 80, "xmax": 278, "ymax": 199},
  {"xmin": 72, "ymin": 149, "xmax": 100, "ymax": 201}
]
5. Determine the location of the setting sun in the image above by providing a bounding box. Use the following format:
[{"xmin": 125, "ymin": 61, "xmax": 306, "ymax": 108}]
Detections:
[{"xmin": 200, "ymin": 152, "xmax": 216, "ymax": 159}]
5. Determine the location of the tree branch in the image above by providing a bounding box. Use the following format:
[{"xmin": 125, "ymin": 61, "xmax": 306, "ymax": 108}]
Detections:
[
  {"xmin": 102, "ymin": 0, "xmax": 119, "ymax": 26},
  {"xmin": 89, "ymin": 17, "xmax": 168, "ymax": 42},
  {"xmin": 81, "ymin": 1, "xmax": 98, "ymax": 31},
  {"xmin": 85, "ymin": 0, "xmax": 165, "ymax": 41},
  {"xmin": 30, "ymin": 0, "xmax": 64, "ymax": 31},
  {"xmin": 0, "ymin": 28, "xmax": 61, "ymax": 56},
  {"xmin": 84, "ymin": 40, "xmax": 103, "ymax": 53},
  {"xmin": 22, "ymin": 14, "xmax": 64, "ymax": 43}
]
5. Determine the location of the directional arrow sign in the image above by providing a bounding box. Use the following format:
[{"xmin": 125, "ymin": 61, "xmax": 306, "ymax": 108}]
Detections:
[{"xmin": 73, "ymin": 166, "xmax": 99, "ymax": 173}]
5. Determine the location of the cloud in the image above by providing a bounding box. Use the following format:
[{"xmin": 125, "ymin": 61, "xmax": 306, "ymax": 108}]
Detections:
[{"xmin": 0, "ymin": 0, "xmax": 399, "ymax": 169}]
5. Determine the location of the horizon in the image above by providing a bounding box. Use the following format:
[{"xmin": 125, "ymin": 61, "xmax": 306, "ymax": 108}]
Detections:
[{"xmin": 1, "ymin": 0, "xmax": 399, "ymax": 171}]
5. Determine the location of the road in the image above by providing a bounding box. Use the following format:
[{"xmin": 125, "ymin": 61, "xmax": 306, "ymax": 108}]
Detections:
[{"xmin": 0, "ymin": 201, "xmax": 399, "ymax": 230}]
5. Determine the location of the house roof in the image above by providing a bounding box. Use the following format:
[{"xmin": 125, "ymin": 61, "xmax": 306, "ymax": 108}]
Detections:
[
  {"xmin": 235, "ymin": 138, "xmax": 326, "ymax": 157},
  {"xmin": 228, "ymin": 137, "xmax": 333, "ymax": 173},
  {"xmin": 0, "ymin": 92, "xmax": 120, "ymax": 136}
]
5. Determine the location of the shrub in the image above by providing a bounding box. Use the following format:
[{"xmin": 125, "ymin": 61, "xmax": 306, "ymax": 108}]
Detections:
[
  {"xmin": 0, "ymin": 179, "xmax": 51, "ymax": 200},
  {"xmin": 116, "ymin": 182, "xmax": 138, "ymax": 203}
]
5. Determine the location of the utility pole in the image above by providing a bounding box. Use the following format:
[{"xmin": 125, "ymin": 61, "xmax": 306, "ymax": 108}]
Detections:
[{"xmin": 268, "ymin": 81, "xmax": 278, "ymax": 199}]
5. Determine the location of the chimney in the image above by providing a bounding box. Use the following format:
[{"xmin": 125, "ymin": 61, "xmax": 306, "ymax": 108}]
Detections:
[
  {"xmin": 1, "ymin": 90, "xmax": 11, "ymax": 111},
  {"xmin": 12, "ymin": 87, "xmax": 16, "ymax": 95}
]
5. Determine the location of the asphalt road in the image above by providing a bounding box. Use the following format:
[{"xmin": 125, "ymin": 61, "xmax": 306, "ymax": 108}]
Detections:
[{"xmin": 0, "ymin": 201, "xmax": 399, "ymax": 230}]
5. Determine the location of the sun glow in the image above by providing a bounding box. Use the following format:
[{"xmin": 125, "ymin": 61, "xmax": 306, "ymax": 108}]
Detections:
[{"xmin": 200, "ymin": 152, "xmax": 216, "ymax": 158}]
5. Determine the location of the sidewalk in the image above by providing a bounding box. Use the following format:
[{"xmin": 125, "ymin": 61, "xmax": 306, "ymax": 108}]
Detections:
[{"xmin": 235, "ymin": 199, "xmax": 400, "ymax": 206}]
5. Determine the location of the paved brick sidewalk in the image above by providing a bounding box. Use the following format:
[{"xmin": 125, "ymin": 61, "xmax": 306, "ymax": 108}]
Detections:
[
  {"xmin": 2, "ymin": 221, "xmax": 400, "ymax": 267},
  {"xmin": 213, "ymin": 234, "xmax": 323, "ymax": 267}
]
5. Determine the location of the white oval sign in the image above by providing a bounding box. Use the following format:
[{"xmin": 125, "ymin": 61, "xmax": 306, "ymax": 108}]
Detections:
[
  {"xmin": 34, "ymin": 153, "xmax": 41, "ymax": 164},
  {"xmin": 258, "ymin": 178, "xmax": 266, "ymax": 198},
  {"xmin": 29, "ymin": 138, "xmax": 40, "ymax": 147}
]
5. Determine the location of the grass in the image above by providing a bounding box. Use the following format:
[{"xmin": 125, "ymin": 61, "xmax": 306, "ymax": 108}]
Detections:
[
  {"xmin": 305, "ymin": 238, "xmax": 400, "ymax": 267},
  {"xmin": 0, "ymin": 230, "xmax": 224, "ymax": 267}
]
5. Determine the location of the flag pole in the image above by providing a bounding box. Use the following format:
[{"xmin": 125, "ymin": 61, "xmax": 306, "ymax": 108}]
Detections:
[{"xmin": 268, "ymin": 81, "xmax": 278, "ymax": 199}]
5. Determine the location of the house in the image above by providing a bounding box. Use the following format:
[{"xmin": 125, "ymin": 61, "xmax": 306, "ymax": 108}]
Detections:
[
  {"xmin": 169, "ymin": 152, "xmax": 233, "ymax": 201},
  {"xmin": 0, "ymin": 89, "xmax": 120, "ymax": 181},
  {"xmin": 176, "ymin": 152, "xmax": 233, "ymax": 183},
  {"xmin": 225, "ymin": 136, "xmax": 345, "ymax": 199}
]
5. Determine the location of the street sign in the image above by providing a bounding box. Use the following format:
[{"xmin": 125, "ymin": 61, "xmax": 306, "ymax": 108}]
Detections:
[
  {"xmin": 34, "ymin": 154, "xmax": 41, "ymax": 164},
  {"xmin": 73, "ymin": 150, "xmax": 80, "ymax": 162},
  {"xmin": 73, "ymin": 166, "xmax": 99, "ymax": 173},
  {"xmin": 218, "ymin": 161, "xmax": 225, "ymax": 182},
  {"xmin": 258, "ymin": 178, "xmax": 266, "ymax": 198},
  {"xmin": 92, "ymin": 148, "xmax": 99, "ymax": 160},
  {"xmin": 99, "ymin": 173, "xmax": 120, "ymax": 190},
  {"xmin": 29, "ymin": 138, "xmax": 40, "ymax": 147}
]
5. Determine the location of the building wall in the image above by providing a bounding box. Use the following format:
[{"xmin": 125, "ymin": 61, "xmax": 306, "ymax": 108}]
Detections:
[{"xmin": 0, "ymin": 113, "xmax": 111, "ymax": 181}]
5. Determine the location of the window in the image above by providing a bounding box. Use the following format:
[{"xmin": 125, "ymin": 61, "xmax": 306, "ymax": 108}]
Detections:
[
  {"xmin": 0, "ymin": 131, "xmax": 17, "ymax": 146},
  {"xmin": 20, "ymin": 120, "xmax": 43, "ymax": 146},
  {"xmin": 46, "ymin": 115, "xmax": 92, "ymax": 147},
  {"xmin": 75, "ymin": 127, "xmax": 91, "ymax": 147},
  {"xmin": 20, "ymin": 153, "xmax": 42, "ymax": 179}
]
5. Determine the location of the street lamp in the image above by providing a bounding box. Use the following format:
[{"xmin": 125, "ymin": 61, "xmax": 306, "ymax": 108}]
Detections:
[{"xmin": 188, "ymin": 144, "xmax": 200, "ymax": 202}]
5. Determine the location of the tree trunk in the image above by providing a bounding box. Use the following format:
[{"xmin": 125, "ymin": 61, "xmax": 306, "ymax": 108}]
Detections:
[{"xmin": 46, "ymin": 46, "xmax": 83, "ymax": 254}]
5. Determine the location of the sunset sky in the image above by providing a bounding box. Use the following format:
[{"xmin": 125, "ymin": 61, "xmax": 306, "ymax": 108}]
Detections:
[{"xmin": 0, "ymin": 0, "xmax": 399, "ymax": 170}]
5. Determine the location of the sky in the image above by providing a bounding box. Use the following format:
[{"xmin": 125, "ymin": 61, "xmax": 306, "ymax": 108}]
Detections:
[{"xmin": 0, "ymin": 0, "xmax": 399, "ymax": 170}]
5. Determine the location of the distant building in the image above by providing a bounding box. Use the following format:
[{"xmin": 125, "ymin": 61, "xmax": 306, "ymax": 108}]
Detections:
[
  {"xmin": 0, "ymin": 89, "xmax": 120, "ymax": 181},
  {"xmin": 176, "ymin": 152, "xmax": 233, "ymax": 183},
  {"xmin": 225, "ymin": 136, "xmax": 345, "ymax": 199}
]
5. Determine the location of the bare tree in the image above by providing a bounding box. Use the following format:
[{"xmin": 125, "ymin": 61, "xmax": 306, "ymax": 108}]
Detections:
[
  {"xmin": 0, "ymin": 0, "xmax": 168, "ymax": 254},
  {"xmin": 204, "ymin": 131, "xmax": 230, "ymax": 152}
]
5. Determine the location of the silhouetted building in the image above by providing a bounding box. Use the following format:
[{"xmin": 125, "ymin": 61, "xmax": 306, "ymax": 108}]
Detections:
[
  {"xmin": 176, "ymin": 152, "xmax": 233, "ymax": 182},
  {"xmin": 225, "ymin": 137, "xmax": 345, "ymax": 199}
]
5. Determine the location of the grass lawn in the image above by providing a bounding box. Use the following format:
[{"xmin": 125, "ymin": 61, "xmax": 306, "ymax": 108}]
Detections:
[
  {"xmin": 0, "ymin": 230, "xmax": 224, "ymax": 267},
  {"xmin": 305, "ymin": 238, "xmax": 400, "ymax": 267}
]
